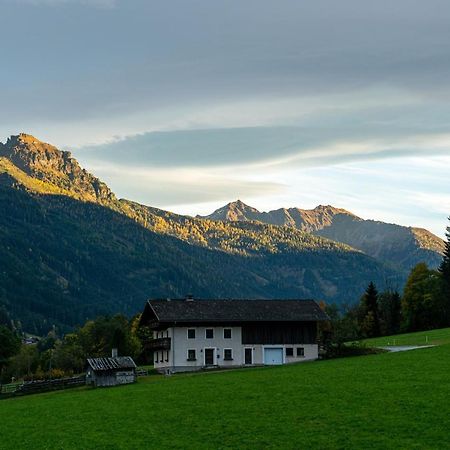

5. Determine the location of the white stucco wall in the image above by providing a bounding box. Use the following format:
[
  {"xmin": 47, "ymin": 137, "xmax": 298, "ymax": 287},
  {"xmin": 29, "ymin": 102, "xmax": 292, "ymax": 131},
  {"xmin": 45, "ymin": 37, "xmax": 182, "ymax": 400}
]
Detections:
[
  {"xmin": 251, "ymin": 344, "xmax": 318, "ymax": 365},
  {"xmin": 172, "ymin": 326, "xmax": 243, "ymax": 369},
  {"xmin": 153, "ymin": 326, "xmax": 319, "ymax": 372}
]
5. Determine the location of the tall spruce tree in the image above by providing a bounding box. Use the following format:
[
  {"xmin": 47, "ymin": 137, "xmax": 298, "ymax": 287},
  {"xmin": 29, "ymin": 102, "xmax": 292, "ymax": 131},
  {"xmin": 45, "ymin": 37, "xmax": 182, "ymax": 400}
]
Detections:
[
  {"xmin": 358, "ymin": 281, "xmax": 380, "ymax": 338},
  {"xmin": 379, "ymin": 290, "xmax": 402, "ymax": 336},
  {"xmin": 438, "ymin": 217, "xmax": 450, "ymax": 324}
]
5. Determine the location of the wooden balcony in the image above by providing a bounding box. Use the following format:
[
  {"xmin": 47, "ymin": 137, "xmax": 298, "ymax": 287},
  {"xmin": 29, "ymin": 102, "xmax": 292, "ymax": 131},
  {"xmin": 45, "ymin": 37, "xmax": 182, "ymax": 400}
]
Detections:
[{"xmin": 145, "ymin": 337, "xmax": 171, "ymax": 351}]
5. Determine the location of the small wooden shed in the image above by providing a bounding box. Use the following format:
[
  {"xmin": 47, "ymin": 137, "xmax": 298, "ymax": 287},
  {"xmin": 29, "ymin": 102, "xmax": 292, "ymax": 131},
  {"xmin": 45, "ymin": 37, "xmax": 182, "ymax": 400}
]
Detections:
[{"xmin": 86, "ymin": 356, "xmax": 137, "ymax": 387}]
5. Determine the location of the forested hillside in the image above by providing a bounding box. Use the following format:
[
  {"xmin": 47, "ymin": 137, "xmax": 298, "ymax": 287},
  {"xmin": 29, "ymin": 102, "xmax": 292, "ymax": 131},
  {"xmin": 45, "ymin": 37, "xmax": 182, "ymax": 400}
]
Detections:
[{"xmin": 0, "ymin": 134, "xmax": 402, "ymax": 333}]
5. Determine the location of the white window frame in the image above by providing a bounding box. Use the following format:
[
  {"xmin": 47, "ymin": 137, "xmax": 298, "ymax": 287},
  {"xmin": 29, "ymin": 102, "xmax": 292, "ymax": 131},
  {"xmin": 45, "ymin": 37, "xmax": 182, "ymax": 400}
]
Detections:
[
  {"xmin": 187, "ymin": 328, "xmax": 196, "ymax": 339},
  {"xmin": 187, "ymin": 349, "xmax": 196, "ymax": 361},
  {"xmin": 223, "ymin": 328, "xmax": 232, "ymax": 339},
  {"xmin": 223, "ymin": 348, "xmax": 233, "ymax": 360},
  {"xmin": 205, "ymin": 328, "xmax": 214, "ymax": 339}
]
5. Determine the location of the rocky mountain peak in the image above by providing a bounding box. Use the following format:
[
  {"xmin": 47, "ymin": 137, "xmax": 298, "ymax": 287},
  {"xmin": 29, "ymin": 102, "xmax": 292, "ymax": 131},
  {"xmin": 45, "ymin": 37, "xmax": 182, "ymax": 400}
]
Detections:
[
  {"xmin": 200, "ymin": 199, "xmax": 262, "ymax": 222},
  {"xmin": 0, "ymin": 133, "xmax": 116, "ymax": 204}
]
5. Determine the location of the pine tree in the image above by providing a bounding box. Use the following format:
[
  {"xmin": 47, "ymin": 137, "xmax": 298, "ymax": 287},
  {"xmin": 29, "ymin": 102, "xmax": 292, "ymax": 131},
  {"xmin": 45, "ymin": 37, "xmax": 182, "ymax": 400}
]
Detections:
[
  {"xmin": 438, "ymin": 217, "xmax": 450, "ymax": 324},
  {"xmin": 358, "ymin": 282, "xmax": 380, "ymax": 338},
  {"xmin": 379, "ymin": 290, "xmax": 401, "ymax": 336},
  {"xmin": 439, "ymin": 218, "xmax": 450, "ymax": 284}
]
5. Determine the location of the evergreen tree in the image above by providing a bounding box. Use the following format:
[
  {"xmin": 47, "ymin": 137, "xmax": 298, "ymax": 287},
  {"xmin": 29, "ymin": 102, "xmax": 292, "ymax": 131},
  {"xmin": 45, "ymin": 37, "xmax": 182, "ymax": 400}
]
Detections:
[
  {"xmin": 439, "ymin": 217, "xmax": 450, "ymax": 283},
  {"xmin": 358, "ymin": 282, "xmax": 380, "ymax": 338},
  {"xmin": 439, "ymin": 217, "xmax": 450, "ymax": 324},
  {"xmin": 379, "ymin": 290, "xmax": 402, "ymax": 336},
  {"xmin": 0, "ymin": 326, "xmax": 21, "ymax": 374}
]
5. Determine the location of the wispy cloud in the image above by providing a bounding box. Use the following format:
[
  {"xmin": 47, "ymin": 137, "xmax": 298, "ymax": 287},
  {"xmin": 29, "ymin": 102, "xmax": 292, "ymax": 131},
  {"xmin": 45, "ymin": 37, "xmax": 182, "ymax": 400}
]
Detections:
[{"xmin": 87, "ymin": 163, "xmax": 285, "ymax": 206}]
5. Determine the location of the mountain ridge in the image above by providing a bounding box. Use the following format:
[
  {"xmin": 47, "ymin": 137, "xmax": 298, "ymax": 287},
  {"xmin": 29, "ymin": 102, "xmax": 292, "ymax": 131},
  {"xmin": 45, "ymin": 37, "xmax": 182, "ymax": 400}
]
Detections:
[{"xmin": 201, "ymin": 200, "xmax": 444, "ymax": 271}]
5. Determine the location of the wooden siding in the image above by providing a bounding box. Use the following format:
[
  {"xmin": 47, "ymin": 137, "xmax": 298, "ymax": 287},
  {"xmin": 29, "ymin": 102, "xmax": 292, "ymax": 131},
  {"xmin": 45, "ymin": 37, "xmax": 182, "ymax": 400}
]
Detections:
[
  {"xmin": 242, "ymin": 322, "xmax": 317, "ymax": 345},
  {"xmin": 88, "ymin": 370, "xmax": 136, "ymax": 387}
]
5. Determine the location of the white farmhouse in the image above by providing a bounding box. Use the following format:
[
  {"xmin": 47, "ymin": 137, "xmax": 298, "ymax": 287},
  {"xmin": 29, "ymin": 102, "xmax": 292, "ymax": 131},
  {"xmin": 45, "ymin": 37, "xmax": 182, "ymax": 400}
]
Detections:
[{"xmin": 140, "ymin": 297, "xmax": 328, "ymax": 373}]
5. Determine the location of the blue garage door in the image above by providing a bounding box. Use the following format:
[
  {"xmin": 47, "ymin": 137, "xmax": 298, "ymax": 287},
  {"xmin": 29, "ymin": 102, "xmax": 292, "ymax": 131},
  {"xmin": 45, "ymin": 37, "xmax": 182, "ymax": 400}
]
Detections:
[{"xmin": 264, "ymin": 348, "xmax": 283, "ymax": 365}]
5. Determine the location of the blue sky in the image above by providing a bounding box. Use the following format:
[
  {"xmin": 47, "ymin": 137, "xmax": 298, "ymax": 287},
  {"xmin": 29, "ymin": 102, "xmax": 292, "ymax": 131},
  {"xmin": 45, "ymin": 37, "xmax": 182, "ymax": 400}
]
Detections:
[{"xmin": 1, "ymin": 0, "xmax": 449, "ymax": 236}]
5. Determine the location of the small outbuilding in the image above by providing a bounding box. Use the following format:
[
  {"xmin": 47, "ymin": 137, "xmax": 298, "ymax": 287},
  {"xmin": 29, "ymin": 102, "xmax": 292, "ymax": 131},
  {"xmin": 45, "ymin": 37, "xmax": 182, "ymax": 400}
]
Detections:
[{"xmin": 86, "ymin": 356, "xmax": 137, "ymax": 387}]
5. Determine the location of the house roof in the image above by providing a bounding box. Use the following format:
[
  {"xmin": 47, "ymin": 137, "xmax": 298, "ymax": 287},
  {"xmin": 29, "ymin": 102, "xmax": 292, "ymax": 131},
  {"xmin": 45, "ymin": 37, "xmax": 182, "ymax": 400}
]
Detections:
[
  {"xmin": 86, "ymin": 356, "xmax": 137, "ymax": 372},
  {"xmin": 142, "ymin": 299, "xmax": 328, "ymax": 324}
]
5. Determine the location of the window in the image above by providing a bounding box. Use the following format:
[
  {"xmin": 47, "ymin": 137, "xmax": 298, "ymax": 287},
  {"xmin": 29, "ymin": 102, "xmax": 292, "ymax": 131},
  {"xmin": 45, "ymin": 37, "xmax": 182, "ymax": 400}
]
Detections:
[
  {"xmin": 297, "ymin": 347, "xmax": 305, "ymax": 357},
  {"xmin": 205, "ymin": 328, "xmax": 214, "ymax": 339},
  {"xmin": 187, "ymin": 328, "xmax": 196, "ymax": 339},
  {"xmin": 286, "ymin": 347, "xmax": 294, "ymax": 357},
  {"xmin": 165, "ymin": 351, "xmax": 169, "ymax": 362},
  {"xmin": 187, "ymin": 349, "xmax": 196, "ymax": 361},
  {"xmin": 223, "ymin": 349, "xmax": 233, "ymax": 360},
  {"xmin": 154, "ymin": 351, "xmax": 158, "ymax": 364},
  {"xmin": 223, "ymin": 328, "xmax": 232, "ymax": 339}
]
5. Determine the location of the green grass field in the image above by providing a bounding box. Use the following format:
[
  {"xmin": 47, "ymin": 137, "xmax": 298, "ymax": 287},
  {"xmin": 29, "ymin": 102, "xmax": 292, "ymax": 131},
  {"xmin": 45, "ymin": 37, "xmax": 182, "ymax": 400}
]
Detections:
[
  {"xmin": 1, "ymin": 345, "xmax": 450, "ymax": 449},
  {"xmin": 362, "ymin": 327, "xmax": 450, "ymax": 347}
]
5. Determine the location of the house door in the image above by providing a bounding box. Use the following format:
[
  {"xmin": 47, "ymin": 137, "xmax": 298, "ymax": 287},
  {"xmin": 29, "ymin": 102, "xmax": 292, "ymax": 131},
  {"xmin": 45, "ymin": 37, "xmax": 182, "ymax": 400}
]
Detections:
[
  {"xmin": 204, "ymin": 348, "xmax": 215, "ymax": 366},
  {"xmin": 244, "ymin": 348, "xmax": 253, "ymax": 365}
]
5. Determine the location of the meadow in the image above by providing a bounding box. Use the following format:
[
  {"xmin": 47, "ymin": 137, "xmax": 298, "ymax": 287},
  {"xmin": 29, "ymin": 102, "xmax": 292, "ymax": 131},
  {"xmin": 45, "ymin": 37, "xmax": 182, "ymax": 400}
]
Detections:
[
  {"xmin": 1, "ymin": 344, "xmax": 450, "ymax": 449},
  {"xmin": 362, "ymin": 327, "xmax": 450, "ymax": 347}
]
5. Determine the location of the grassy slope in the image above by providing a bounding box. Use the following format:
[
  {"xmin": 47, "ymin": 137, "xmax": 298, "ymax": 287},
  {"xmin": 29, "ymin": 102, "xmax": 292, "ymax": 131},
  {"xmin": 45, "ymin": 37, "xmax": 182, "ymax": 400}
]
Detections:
[
  {"xmin": 1, "ymin": 346, "xmax": 450, "ymax": 449},
  {"xmin": 362, "ymin": 327, "xmax": 450, "ymax": 347}
]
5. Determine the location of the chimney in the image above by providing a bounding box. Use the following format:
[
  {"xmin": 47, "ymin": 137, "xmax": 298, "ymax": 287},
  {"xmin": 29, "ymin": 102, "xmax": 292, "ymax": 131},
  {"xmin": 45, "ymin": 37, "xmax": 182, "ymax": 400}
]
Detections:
[
  {"xmin": 112, "ymin": 348, "xmax": 118, "ymax": 358},
  {"xmin": 186, "ymin": 294, "xmax": 194, "ymax": 302}
]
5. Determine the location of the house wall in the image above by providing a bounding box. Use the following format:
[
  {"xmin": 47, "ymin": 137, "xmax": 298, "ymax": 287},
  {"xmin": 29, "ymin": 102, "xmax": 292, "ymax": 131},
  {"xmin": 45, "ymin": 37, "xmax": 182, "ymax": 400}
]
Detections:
[
  {"xmin": 153, "ymin": 326, "xmax": 319, "ymax": 373},
  {"xmin": 88, "ymin": 370, "xmax": 136, "ymax": 387},
  {"xmin": 249, "ymin": 344, "xmax": 318, "ymax": 365}
]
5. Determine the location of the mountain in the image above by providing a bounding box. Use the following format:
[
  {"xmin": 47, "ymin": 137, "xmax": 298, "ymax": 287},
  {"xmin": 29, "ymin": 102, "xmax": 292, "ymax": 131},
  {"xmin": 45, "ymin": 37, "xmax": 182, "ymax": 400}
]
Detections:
[
  {"xmin": 200, "ymin": 201, "xmax": 444, "ymax": 272},
  {"xmin": 0, "ymin": 134, "xmax": 116, "ymax": 204},
  {"xmin": 0, "ymin": 134, "xmax": 402, "ymax": 333}
]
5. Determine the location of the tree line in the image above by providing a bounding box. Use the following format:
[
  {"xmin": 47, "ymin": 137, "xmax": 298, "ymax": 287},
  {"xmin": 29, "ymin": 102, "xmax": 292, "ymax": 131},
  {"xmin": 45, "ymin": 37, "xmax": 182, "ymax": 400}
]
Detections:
[
  {"xmin": 324, "ymin": 217, "xmax": 450, "ymax": 347},
  {"xmin": 0, "ymin": 313, "xmax": 151, "ymax": 384}
]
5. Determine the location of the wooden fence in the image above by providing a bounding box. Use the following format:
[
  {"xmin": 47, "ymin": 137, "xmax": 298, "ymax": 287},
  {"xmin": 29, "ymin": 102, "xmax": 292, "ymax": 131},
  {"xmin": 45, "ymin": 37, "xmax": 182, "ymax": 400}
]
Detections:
[{"xmin": 0, "ymin": 376, "xmax": 85, "ymax": 399}]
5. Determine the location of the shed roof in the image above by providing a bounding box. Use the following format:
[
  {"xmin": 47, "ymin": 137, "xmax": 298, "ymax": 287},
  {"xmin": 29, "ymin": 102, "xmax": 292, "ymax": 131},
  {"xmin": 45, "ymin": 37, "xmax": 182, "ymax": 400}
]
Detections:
[
  {"xmin": 87, "ymin": 356, "xmax": 137, "ymax": 372},
  {"xmin": 142, "ymin": 299, "xmax": 328, "ymax": 324}
]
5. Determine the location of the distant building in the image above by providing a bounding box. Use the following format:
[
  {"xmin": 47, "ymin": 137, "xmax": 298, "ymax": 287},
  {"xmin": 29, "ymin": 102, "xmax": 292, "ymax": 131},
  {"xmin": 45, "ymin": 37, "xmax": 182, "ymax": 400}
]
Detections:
[
  {"xmin": 23, "ymin": 336, "xmax": 40, "ymax": 345},
  {"xmin": 139, "ymin": 297, "xmax": 328, "ymax": 373},
  {"xmin": 86, "ymin": 354, "xmax": 137, "ymax": 387}
]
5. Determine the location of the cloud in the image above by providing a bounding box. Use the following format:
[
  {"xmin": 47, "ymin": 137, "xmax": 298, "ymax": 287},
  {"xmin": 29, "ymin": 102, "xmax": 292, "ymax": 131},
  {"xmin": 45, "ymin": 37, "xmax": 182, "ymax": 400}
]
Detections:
[
  {"xmin": 85, "ymin": 163, "xmax": 285, "ymax": 206},
  {"xmin": 76, "ymin": 124, "xmax": 450, "ymax": 172},
  {"xmin": 2, "ymin": 0, "xmax": 450, "ymax": 139}
]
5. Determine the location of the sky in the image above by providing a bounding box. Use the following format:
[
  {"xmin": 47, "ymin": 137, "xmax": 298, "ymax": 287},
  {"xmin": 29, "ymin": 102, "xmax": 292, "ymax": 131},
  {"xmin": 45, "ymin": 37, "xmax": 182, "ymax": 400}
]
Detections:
[{"xmin": 0, "ymin": 0, "xmax": 449, "ymax": 237}]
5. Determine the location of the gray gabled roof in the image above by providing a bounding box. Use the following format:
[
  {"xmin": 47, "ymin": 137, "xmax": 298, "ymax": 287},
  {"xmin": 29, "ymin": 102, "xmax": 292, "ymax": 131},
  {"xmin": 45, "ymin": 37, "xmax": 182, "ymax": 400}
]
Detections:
[
  {"xmin": 87, "ymin": 356, "xmax": 136, "ymax": 372},
  {"xmin": 144, "ymin": 299, "xmax": 328, "ymax": 324}
]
